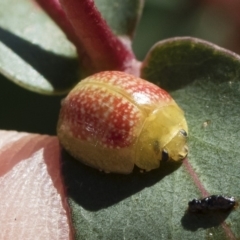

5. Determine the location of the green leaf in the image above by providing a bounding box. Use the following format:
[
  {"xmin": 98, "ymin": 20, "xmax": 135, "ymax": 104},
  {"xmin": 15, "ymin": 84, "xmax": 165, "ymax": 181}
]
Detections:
[
  {"xmin": 62, "ymin": 37, "xmax": 240, "ymax": 239},
  {"xmin": 0, "ymin": 0, "xmax": 79, "ymax": 95},
  {"xmin": 141, "ymin": 37, "xmax": 240, "ymax": 90},
  {"xmin": 95, "ymin": 0, "xmax": 144, "ymax": 38}
]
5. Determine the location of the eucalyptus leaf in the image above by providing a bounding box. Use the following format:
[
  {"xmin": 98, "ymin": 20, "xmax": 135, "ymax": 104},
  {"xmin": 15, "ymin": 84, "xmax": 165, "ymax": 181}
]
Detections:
[
  {"xmin": 0, "ymin": 0, "xmax": 79, "ymax": 95},
  {"xmin": 141, "ymin": 37, "xmax": 240, "ymax": 90},
  {"xmin": 63, "ymin": 37, "xmax": 240, "ymax": 239}
]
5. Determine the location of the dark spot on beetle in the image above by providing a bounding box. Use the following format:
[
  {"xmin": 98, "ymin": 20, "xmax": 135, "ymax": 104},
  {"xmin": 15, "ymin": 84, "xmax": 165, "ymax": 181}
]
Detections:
[
  {"xmin": 188, "ymin": 195, "xmax": 236, "ymax": 213},
  {"xmin": 179, "ymin": 129, "xmax": 187, "ymax": 137},
  {"xmin": 161, "ymin": 149, "xmax": 169, "ymax": 162}
]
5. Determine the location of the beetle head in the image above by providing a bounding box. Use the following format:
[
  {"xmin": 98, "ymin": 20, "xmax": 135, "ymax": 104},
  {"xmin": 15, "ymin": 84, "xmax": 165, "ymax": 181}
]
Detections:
[{"xmin": 161, "ymin": 128, "xmax": 188, "ymax": 162}]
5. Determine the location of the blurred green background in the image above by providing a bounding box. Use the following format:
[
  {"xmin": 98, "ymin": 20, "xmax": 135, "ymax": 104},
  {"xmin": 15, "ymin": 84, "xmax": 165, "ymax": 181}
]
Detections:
[{"xmin": 0, "ymin": 0, "xmax": 238, "ymax": 135}]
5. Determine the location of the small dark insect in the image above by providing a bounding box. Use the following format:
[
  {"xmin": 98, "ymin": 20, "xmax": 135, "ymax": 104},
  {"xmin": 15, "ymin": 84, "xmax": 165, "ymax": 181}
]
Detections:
[{"xmin": 188, "ymin": 195, "xmax": 236, "ymax": 213}]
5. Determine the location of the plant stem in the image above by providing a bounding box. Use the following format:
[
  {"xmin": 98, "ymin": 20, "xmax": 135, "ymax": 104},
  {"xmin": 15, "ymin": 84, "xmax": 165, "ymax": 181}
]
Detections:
[
  {"xmin": 35, "ymin": 0, "xmax": 79, "ymax": 48},
  {"xmin": 59, "ymin": 0, "xmax": 136, "ymax": 72},
  {"xmin": 35, "ymin": 0, "xmax": 97, "ymax": 75}
]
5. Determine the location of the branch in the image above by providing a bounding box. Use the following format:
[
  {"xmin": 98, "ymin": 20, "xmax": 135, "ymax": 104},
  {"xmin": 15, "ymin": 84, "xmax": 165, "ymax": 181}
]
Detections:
[
  {"xmin": 35, "ymin": 0, "xmax": 79, "ymax": 48},
  {"xmin": 35, "ymin": 0, "xmax": 96, "ymax": 75},
  {"xmin": 59, "ymin": 0, "xmax": 136, "ymax": 72}
]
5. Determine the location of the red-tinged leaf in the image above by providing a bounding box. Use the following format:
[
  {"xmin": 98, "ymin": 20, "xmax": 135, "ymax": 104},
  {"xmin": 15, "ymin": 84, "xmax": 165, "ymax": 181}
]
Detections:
[
  {"xmin": 0, "ymin": 130, "xmax": 72, "ymax": 239},
  {"xmin": 0, "ymin": 0, "xmax": 79, "ymax": 95},
  {"xmin": 62, "ymin": 38, "xmax": 240, "ymax": 239}
]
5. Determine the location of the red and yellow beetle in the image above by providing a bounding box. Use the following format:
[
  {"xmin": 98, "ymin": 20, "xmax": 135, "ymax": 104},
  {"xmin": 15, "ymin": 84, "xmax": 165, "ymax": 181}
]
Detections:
[{"xmin": 57, "ymin": 71, "xmax": 188, "ymax": 174}]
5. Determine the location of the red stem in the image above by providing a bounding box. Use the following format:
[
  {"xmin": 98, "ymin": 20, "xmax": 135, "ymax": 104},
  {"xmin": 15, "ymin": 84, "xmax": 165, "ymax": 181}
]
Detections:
[
  {"xmin": 35, "ymin": 0, "xmax": 81, "ymax": 49},
  {"xmin": 59, "ymin": 0, "xmax": 136, "ymax": 73},
  {"xmin": 35, "ymin": 0, "xmax": 101, "ymax": 75}
]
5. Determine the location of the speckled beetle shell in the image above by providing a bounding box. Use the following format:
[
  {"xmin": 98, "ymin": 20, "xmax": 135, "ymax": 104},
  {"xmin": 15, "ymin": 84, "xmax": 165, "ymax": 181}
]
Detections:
[{"xmin": 57, "ymin": 71, "xmax": 188, "ymax": 174}]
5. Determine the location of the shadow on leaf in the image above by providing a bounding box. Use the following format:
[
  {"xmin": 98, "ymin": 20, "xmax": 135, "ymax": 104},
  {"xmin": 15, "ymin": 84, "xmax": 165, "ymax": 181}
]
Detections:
[
  {"xmin": 181, "ymin": 210, "xmax": 232, "ymax": 231},
  {"xmin": 61, "ymin": 149, "xmax": 182, "ymax": 211},
  {"xmin": 0, "ymin": 26, "xmax": 79, "ymax": 91}
]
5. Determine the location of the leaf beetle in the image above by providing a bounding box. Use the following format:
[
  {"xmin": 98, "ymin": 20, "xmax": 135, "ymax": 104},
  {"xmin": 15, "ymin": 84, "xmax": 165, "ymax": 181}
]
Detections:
[{"xmin": 57, "ymin": 71, "xmax": 188, "ymax": 174}]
